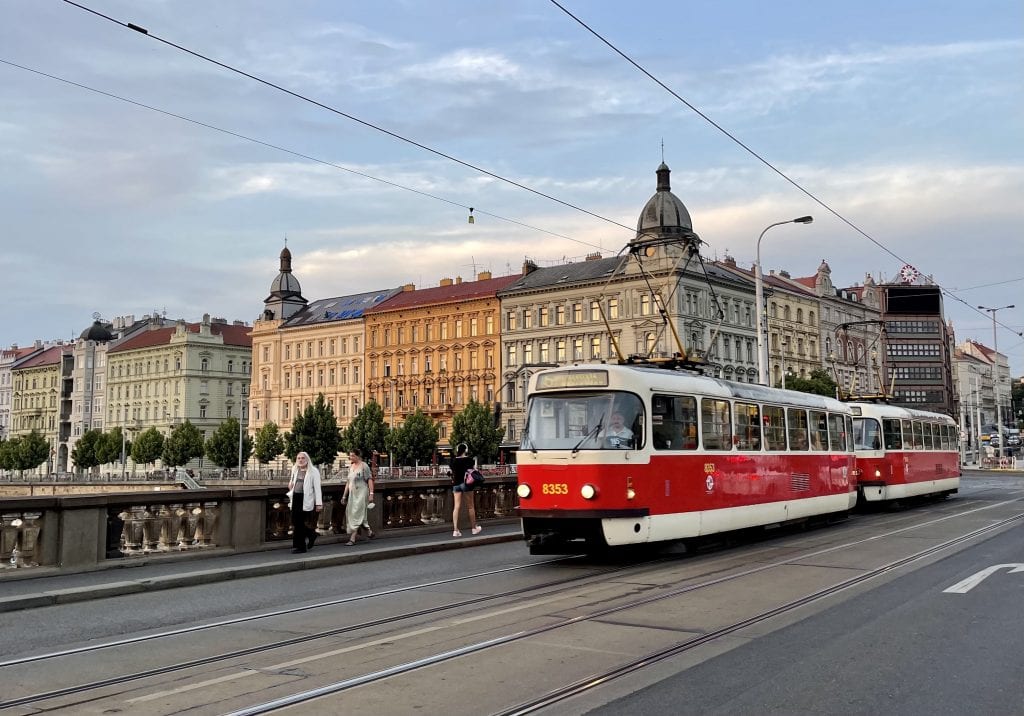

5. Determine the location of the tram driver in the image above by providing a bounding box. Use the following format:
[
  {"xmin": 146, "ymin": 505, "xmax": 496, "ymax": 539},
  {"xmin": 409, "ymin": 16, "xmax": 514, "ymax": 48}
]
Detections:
[{"xmin": 601, "ymin": 412, "xmax": 635, "ymax": 449}]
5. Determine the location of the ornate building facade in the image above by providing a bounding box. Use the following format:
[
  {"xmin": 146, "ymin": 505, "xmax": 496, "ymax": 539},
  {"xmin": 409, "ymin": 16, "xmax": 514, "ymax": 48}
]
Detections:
[
  {"xmin": 106, "ymin": 316, "xmax": 252, "ymax": 462},
  {"xmin": 498, "ymin": 163, "xmax": 760, "ymax": 443},
  {"xmin": 364, "ymin": 272, "xmax": 518, "ymax": 446}
]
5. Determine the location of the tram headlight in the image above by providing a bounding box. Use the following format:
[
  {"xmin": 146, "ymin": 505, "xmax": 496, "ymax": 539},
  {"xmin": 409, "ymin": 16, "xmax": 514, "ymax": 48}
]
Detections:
[
  {"xmin": 626, "ymin": 487, "xmax": 636, "ymax": 500},
  {"xmin": 516, "ymin": 483, "xmax": 532, "ymax": 499},
  {"xmin": 874, "ymin": 469, "xmax": 881, "ymax": 478},
  {"xmin": 581, "ymin": 483, "xmax": 598, "ymax": 500}
]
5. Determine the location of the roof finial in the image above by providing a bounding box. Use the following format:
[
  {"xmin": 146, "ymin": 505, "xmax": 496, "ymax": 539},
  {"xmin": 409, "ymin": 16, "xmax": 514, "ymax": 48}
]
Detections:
[{"xmin": 661, "ymin": 138, "xmax": 664, "ymax": 162}]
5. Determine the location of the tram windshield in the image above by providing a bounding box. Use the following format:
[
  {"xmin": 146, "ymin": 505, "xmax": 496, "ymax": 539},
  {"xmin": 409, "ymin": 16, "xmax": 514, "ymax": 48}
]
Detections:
[
  {"xmin": 852, "ymin": 417, "xmax": 882, "ymax": 451},
  {"xmin": 522, "ymin": 391, "xmax": 644, "ymax": 451}
]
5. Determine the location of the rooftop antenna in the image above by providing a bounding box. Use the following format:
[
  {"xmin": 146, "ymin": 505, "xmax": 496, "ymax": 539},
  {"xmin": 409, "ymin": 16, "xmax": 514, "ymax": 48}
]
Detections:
[
  {"xmin": 464, "ymin": 255, "xmax": 479, "ymax": 276},
  {"xmin": 660, "ymin": 138, "xmax": 664, "ymax": 162}
]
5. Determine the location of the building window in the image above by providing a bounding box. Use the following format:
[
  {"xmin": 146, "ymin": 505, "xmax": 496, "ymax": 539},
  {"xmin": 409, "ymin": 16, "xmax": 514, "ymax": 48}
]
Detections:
[
  {"xmin": 556, "ymin": 340, "xmax": 566, "ymax": 361},
  {"xmin": 608, "ymin": 298, "xmax": 619, "ymax": 319},
  {"xmin": 573, "ymin": 303, "xmax": 583, "ymax": 323},
  {"xmin": 640, "ymin": 295, "xmax": 652, "ymax": 316},
  {"xmin": 470, "ymin": 318, "xmax": 478, "ymax": 336},
  {"xmin": 539, "ymin": 307, "xmax": 549, "ymax": 326},
  {"xmin": 556, "ymin": 306, "xmax": 565, "ymax": 325},
  {"xmin": 591, "ymin": 337, "xmax": 601, "ymax": 359}
]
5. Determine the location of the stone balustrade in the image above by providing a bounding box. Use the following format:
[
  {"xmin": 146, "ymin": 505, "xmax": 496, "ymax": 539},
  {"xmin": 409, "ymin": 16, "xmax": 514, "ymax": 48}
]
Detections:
[{"xmin": 1, "ymin": 471, "xmax": 519, "ymax": 572}]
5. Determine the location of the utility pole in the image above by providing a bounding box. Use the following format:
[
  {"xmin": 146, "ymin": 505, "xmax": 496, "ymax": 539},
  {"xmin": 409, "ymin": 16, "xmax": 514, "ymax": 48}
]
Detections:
[{"xmin": 979, "ymin": 304, "xmax": 1014, "ymax": 459}]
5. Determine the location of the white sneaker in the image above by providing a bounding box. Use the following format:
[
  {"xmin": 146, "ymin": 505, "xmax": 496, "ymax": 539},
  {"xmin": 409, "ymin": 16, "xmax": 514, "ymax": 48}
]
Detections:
[
  {"xmin": 452, "ymin": 530, "xmax": 462, "ymax": 537},
  {"xmin": 472, "ymin": 526, "xmax": 483, "ymax": 535}
]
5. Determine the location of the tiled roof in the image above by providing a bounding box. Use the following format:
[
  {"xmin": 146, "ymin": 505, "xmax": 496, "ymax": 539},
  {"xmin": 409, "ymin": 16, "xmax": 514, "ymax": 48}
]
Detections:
[
  {"xmin": 282, "ymin": 287, "xmax": 404, "ymax": 327},
  {"xmin": 499, "ymin": 257, "xmax": 624, "ymax": 293},
  {"xmin": 14, "ymin": 345, "xmax": 64, "ymax": 369},
  {"xmin": 792, "ymin": 276, "xmax": 817, "ymax": 289},
  {"xmin": 365, "ymin": 275, "xmax": 521, "ymax": 313},
  {"xmin": 109, "ymin": 322, "xmax": 252, "ymax": 353}
]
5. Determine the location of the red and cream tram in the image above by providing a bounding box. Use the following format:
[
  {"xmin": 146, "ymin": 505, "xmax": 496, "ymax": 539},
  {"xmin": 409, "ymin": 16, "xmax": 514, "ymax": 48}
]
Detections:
[
  {"xmin": 515, "ymin": 363, "xmax": 858, "ymax": 554},
  {"xmin": 848, "ymin": 402, "xmax": 960, "ymax": 503}
]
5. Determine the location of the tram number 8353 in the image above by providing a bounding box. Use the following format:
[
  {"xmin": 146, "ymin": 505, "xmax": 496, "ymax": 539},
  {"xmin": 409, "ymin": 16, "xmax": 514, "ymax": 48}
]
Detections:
[{"xmin": 542, "ymin": 483, "xmax": 569, "ymax": 495}]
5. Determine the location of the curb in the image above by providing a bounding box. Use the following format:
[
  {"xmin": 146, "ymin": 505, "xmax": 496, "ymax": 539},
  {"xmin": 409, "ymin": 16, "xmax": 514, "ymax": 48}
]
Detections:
[{"xmin": 0, "ymin": 532, "xmax": 521, "ymax": 614}]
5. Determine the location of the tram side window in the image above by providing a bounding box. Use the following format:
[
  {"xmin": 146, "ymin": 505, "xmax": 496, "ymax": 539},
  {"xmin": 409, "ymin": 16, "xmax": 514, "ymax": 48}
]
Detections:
[
  {"xmin": 651, "ymin": 394, "xmax": 698, "ymax": 450},
  {"xmin": 845, "ymin": 416, "xmax": 855, "ymax": 451},
  {"xmin": 734, "ymin": 402, "xmax": 761, "ymax": 450},
  {"xmin": 928, "ymin": 424, "xmax": 938, "ymax": 450},
  {"xmin": 763, "ymin": 405, "xmax": 787, "ymax": 450},
  {"xmin": 809, "ymin": 411, "xmax": 829, "ymax": 450},
  {"xmin": 901, "ymin": 420, "xmax": 914, "ymax": 449},
  {"xmin": 883, "ymin": 419, "xmax": 903, "ymax": 450},
  {"xmin": 701, "ymin": 399, "xmax": 732, "ymax": 450},
  {"xmin": 943, "ymin": 424, "xmax": 953, "ymax": 450},
  {"xmin": 787, "ymin": 408, "xmax": 809, "ymax": 451},
  {"xmin": 827, "ymin": 413, "xmax": 845, "ymax": 451},
  {"xmin": 853, "ymin": 418, "xmax": 881, "ymax": 450},
  {"xmin": 912, "ymin": 421, "xmax": 925, "ymax": 449},
  {"xmin": 937, "ymin": 424, "xmax": 947, "ymax": 450}
]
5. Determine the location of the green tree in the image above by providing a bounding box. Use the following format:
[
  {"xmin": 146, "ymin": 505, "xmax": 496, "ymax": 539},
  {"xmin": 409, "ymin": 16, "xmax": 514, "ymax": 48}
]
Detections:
[
  {"xmin": 4, "ymin": 431, "xmax": 50, "ymax": 473},
  {"xmin": 0, "ymin": 437, "xmax": 14, "ymax": 472},
  {"xmin": 284, "ymin": 393, "xmax": 343, "ymax": 468},
  {"xmin": 254, "ymin": 421, "xmax": 285, "ymax": 466},
  {"xmin": 131, "ymin": 427, "xmax": 165, "ymax": 468},
  {"xmin": 386, "ymin": 409, "xmax": 440, "ymax": 466},
  {"xmin": 450, "ymin": 400, "xmax": 504, "ymax": 463},
  {"xmin": 71, "ymin": 428, "xmax": 103, "ymax": 472},
  {"xmin": 95, "ymin": 427, "xmax": 127, "ymax": 467},
  {"xmin": 204, "ymin": 417, "xmax": 253, "ymax": 471},
  {"xmin": 340, "ymin": 400, "xmax": 388, "ymax": 459},
  {"xmin": 162, "ymin": 420, "xmax": 205, "ymax": 468},
  {"xmin": 777, "ymin": 368, "xmax": 839, "ymax": 398}
]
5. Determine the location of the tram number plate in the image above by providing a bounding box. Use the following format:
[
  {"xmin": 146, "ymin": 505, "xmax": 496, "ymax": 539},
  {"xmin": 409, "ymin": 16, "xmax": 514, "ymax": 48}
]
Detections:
[{"xmin": 542, "ymin": 483, "xmax": 569, "ymax": 495}]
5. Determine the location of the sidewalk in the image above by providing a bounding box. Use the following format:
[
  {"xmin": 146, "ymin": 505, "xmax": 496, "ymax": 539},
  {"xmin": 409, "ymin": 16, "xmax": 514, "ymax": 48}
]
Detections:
[{"xmin": 0, "ymin": 521, "xmax": 523, "ymax": 614}]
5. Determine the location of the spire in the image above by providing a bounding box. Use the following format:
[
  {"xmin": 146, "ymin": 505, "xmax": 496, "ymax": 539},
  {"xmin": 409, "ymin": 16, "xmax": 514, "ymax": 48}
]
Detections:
[{"xmin": 656, "ymin": 162, "xmax": 671, "ymax": 192}]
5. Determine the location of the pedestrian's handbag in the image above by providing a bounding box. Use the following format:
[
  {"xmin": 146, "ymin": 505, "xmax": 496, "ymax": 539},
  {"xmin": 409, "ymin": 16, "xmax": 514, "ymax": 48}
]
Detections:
[{"xmin": 465, "ymin": 468, "xmax": 485, "ymax": 486}]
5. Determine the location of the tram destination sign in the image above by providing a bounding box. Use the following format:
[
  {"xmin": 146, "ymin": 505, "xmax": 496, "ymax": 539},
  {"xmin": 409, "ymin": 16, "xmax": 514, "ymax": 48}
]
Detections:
[{"xmin": 536, "ymin": 370, "xmax": 609, "ymax": 390}]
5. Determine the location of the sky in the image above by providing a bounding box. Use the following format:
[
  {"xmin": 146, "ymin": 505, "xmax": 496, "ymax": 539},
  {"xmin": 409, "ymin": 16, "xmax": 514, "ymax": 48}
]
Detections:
[{"xmin": 2, "ymin": 1, "xmax": 1023, "ymax": 371}]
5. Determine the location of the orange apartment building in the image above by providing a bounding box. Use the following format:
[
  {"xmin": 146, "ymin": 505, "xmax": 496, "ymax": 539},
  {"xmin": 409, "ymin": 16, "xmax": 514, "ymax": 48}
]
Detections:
[{"xmin": 363, "ymin": 271, "xmax": 519, "ymax": 446}]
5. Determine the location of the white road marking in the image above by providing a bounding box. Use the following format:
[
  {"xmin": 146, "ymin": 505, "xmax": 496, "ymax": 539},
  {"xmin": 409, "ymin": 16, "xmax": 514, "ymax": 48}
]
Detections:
[{"xmin": 943, "ymin": 564, "xmax": 1024, "ymax": 594}]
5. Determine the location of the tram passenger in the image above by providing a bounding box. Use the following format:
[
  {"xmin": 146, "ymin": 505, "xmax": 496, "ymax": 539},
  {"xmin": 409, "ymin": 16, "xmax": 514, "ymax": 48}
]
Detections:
[{"xmin": 792, "ymin": 429, "xmax": 809, "ymax": 451}]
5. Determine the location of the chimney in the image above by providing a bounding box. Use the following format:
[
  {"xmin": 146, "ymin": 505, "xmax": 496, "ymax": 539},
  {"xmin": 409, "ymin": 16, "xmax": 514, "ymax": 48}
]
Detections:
[
  {"xmin": 477, "ymin": 271, "xmax": 491, "ymax": 281},
  {"xmin": 779, "ymin": 270, "xmax": 791, "ymax": 279},
  {"xmin": 232, "ymin": 320, "xmax": 245, "ymax": 326},
  {"xmin": 402, "ymin": 283, "xmax": 415, "ymax": 292},
  {"xmin": 723, "ymin": 255, "xmax": 737, "ymax": 267},
  {"xmin": 455, "ymin": 276, "xmax": 463, "ymax": 285},
  {"xmin": 585, "ymin": 252, "xmax": 602, "ymax": 261},
  {"xmin": 522, "ymin": 259, "xmax": 538, "ymax": 275},
  {"xmin": 439, "ymin": 278, "xmax": 453, "ymax": 287},
  {"xmin": 212, "ymin": 317, "xmax": 227, "ymax": 324}
]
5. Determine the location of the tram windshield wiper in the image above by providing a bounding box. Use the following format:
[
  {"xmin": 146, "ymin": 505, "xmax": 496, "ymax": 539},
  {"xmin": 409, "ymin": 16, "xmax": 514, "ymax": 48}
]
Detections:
[
  {"xmin": 522, "ymin": 413, "xmax": 537, "ymax": 454},
  {"xmin": 572, "ymin": 415, "xmax": 604, "ymax": 454}
]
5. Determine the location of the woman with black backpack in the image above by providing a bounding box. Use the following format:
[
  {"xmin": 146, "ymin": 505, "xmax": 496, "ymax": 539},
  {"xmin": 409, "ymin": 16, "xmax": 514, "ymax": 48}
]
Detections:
[{"xmin": 450, "ymin": 443, "xmax": 482, "ymax": 538}]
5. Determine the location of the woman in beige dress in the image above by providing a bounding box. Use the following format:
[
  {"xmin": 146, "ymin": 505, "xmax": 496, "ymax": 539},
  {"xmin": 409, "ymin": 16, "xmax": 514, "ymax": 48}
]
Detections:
[{"xmin": 342, "ymin": 449, "xmax": 375, "ymax": 545}]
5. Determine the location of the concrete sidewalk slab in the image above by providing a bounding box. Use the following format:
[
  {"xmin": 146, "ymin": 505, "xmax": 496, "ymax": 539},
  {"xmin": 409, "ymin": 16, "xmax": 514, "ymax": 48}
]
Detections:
[{"xmin": 0, "ymin": 526, "xmax": 522, "ymax": 614}]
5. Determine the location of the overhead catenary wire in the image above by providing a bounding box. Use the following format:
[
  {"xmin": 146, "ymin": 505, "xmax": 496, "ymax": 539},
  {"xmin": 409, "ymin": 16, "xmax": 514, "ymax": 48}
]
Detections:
[
  {"xmin": 547, "ymin": 0, "xmax": 1022, "ymax": 343},
  {"xmin": 61, "ymin": 0, "xmax": 638, "ymax": 238},
  {"xmin": 56, "ymin": 1, "xmax": 1020, "ymax": 347},
  {"xmin": 0, "ymin": 58, "xmax": 596, "ymax": 251}
]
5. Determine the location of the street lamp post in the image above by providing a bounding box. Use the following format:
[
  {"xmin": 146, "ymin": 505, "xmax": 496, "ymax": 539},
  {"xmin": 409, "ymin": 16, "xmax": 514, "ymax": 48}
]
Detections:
[
  {"xmin": 978, "ymin": 304, "xmax": 1014, "ymax": 457},
  {"xmin": 237, "ymin": 396, "xmax": 246, "ymax": 480},
  {"xmin": 755, "ymin": 216, "xmax": 813, "ymax": 385},
  {"xmin": 389, "ymin": 378, "xmax": 396, "ymax": 471}
]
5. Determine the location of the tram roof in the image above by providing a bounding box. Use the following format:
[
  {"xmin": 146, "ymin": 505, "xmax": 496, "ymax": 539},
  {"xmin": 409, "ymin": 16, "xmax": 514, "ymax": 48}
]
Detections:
[
  {"xmin": 846, "ymin": 402, "xmax": 956, "ymax": 423},
  {"xmin": 534, "ymin": 363, "xmax": 851, "ymax": 412}
]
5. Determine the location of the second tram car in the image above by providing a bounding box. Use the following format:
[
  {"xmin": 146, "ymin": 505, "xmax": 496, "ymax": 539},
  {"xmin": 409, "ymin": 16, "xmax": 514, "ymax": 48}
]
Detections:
[
  {"xmin": 848, "ymin": 402, "xmax": 960, "ymax": 502},
  {"xmin": 515, "ymin": 363, "xmax": 858, "ymax": 554}
]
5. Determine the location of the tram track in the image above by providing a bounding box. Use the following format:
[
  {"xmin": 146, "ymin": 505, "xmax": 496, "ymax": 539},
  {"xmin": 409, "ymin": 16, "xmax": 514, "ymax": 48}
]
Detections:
[
  {"xmin": 5, "ymin": 496, "xmax": 1017, "ymax": 713},
  {"xmin": 215, "ymin": 499, "xmax": 1024, "ymax": 715}
]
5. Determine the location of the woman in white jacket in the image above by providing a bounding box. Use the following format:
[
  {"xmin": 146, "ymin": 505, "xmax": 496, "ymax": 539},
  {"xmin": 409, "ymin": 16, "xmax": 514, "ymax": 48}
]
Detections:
[{"xmin": 288, "ymin": 451, "xmax": 322, "ymax": 553}]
